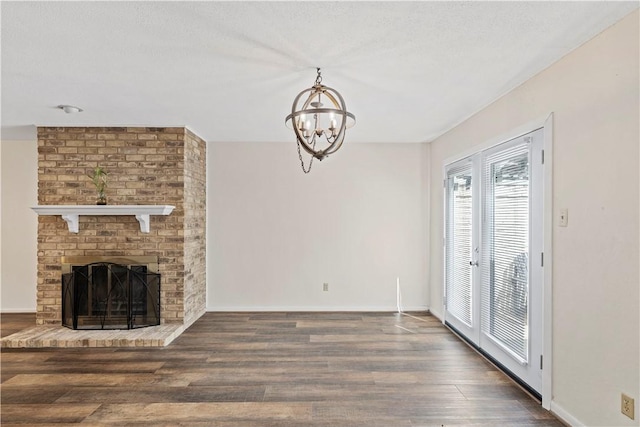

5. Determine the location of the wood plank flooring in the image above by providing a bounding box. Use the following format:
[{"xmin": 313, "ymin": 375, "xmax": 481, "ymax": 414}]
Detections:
[{"xmin": 0, "ymin": 312, "xmax": 564, "ymax": 426}]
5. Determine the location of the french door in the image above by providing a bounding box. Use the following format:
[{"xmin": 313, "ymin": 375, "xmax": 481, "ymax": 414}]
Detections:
[{"xmin": 444, "ymin": 129, "xmax": 544, "ymax": 395}]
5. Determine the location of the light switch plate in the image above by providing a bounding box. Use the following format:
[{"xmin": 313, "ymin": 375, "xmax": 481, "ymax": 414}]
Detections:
[{"xmin": 559, "ymin": 209, "xmax": 568, "ymax": 227}]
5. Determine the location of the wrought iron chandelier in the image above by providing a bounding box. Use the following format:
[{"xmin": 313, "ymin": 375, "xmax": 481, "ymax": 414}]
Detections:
[{"xmin": 285, "ymin": 68, "xmax": 356, "ymax": 173}]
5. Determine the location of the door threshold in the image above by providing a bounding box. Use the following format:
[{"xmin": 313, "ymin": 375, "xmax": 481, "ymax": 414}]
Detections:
[{"xmin": 445, "ymin": 321, "xmax": 542, "ymax": 402}]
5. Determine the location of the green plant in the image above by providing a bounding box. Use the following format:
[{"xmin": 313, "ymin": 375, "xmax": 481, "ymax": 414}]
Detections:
[{"xmin": 88, "ymin": 166, "xmax": 108, "ymax": 197}]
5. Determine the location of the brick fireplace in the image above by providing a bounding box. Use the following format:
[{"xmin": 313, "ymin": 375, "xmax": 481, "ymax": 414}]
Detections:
[{"xmin": 35, "ymin": 127, "xmax": 206, "ymax": 331}]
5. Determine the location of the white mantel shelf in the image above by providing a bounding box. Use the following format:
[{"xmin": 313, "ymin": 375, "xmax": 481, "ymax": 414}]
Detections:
[{"xmin": 31, "ymin": 205, "xmax": 175, "ymax": 233}]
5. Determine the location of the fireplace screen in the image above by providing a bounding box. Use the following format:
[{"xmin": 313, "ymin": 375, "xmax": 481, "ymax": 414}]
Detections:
[{"xmin": 62, "ymin": 261, "xmax": 160, "ymax": 330}]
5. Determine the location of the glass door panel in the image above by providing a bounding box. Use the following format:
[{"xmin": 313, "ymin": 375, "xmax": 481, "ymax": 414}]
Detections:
[
  {"xmin": 444, "ymin": 159, "xmax": 478, "ymax": 340},
  {"xmin": 481, "ymin": 144, "xmax": 530, "ymax": 363}
]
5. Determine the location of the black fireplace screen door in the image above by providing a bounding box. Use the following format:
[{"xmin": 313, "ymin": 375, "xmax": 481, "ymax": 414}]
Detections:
[{"xmin": 62, "ymin": 262, "xmax": 160, "ymax": 330}]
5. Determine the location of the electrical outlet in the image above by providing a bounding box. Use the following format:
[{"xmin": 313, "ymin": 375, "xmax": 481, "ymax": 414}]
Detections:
[
  {"xmin": 323, "ymin": 283, "xmax": 329, "ymax": 292},
  {"xmin": 621, "ymin": 393, "xmax": 635, "ymax": 420}
]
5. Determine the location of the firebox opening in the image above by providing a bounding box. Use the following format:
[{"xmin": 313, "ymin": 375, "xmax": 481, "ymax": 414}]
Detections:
[{"xmin": 61, "ymin": 256, "xmax": 160, "ymax": 330}]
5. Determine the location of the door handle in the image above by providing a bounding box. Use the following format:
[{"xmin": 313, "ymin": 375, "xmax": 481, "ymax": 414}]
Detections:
[{"xmin": 469, "ymin": 260, "xmax": 479, "ymax": 267}]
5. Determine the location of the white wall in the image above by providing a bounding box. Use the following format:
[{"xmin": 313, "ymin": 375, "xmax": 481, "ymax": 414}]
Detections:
[
  {"xmin": 1, "ymin": 137, "xmax": 430, "ymax": 314},
  {"xmin": 207, "ymin": 141, "xmax": 429, "ymax": 311},
  {"xmin": 428, "ymin": 10, "xmax": 639, "ymax": 427},
  {"xmin": 0, "ymin": 140, "xmax": 38, "ymax": 311}
]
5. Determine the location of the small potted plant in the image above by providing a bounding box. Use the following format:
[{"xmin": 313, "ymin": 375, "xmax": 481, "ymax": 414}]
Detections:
[{"xmin": 88, "ymin": 166, "xmax": 108, "ymax": 205}]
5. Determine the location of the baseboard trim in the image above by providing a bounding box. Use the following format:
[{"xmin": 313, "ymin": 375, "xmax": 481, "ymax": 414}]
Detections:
[
  {"xmin": 0, "ymin": 308, "xmax": 36, "ymax": 313},
  {"xmin": 206, "ymin": 305, "xmax": 429, "ymax": 312},
  {"xmin": 428, "ymin": 309, "xmax": 443, "ymax": 322},
  {"xmin": 550, "ymin": 400, "xmax": 585, "ymax": 427}
]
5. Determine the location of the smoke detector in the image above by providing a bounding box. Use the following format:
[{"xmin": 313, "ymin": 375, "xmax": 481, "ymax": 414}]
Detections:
[{"xmin": 57, "ymin": 105, "xmax": 83, "ymax": 114}]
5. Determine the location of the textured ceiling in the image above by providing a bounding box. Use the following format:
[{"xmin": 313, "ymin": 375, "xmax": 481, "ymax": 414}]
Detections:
[{"xmin": 1, "ymin": 1, "xmax": 637, "ymax": 143}]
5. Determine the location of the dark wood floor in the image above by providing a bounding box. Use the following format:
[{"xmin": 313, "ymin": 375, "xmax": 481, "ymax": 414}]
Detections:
[{"xmin": 0, "ymin": 312, "xmax": 563, "ymax": 426}]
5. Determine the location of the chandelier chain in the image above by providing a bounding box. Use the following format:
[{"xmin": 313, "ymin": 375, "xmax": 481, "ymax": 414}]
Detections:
[
  {"xmin": 296, "ymin": 136, "xmax": 316, "ymax": 174},
  {"xmin": 315, "ymin": 67, "xmax": 322, "ymax": 86}
]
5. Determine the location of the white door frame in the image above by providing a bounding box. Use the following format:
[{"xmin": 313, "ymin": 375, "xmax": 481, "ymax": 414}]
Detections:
[{"xmin": 441, "ymin": 113, "xmax": 553, "ymax": 409}]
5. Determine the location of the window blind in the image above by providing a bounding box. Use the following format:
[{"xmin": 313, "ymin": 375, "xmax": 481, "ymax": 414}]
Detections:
[
  {"xmin": 481, "ymin": 143, "xmax": 530, "ymax": 362},
  {"xmin": 446, "ymin": 165, "xmax": 473, "ymax": 326}
]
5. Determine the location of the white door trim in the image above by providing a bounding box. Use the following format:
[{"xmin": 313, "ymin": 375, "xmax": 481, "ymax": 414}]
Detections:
[
  {"xmin": 541, "ymin": 113, "xmax": 553, "ymax": 410},
  {"xmin": 442, "ymin": 114, "xmax": 551, "ymax": 167}
]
